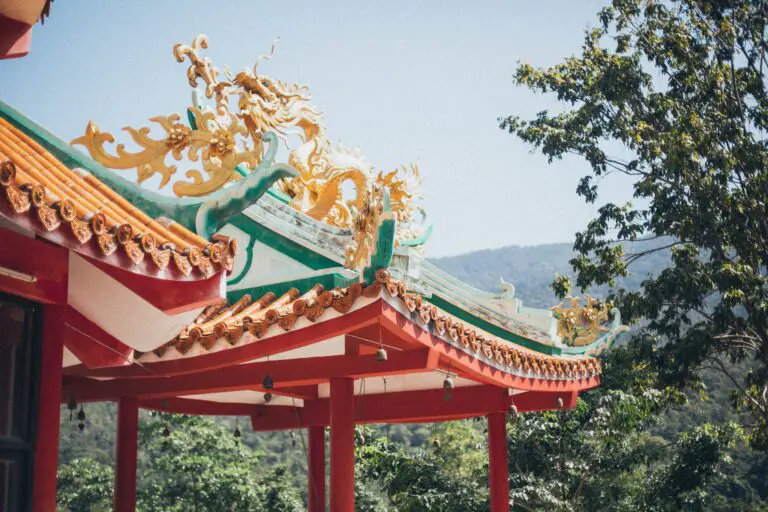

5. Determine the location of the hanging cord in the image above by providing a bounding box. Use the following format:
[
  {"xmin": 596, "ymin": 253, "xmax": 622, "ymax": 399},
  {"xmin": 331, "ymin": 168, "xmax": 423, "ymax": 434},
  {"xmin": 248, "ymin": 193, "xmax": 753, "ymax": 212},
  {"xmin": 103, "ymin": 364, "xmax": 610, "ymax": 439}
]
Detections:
[
  {"xmin": 64, "ymin": 322, "xmax": 154, "ymax": 375},
  {"xmin": 383, "ymin": 376, "xmax": 390, "ymax": 444},
  {"xmin": 290, "ymin": 398, "xmax": 316, "ymax": 505},
  {"xmin": 354, "ymin": 377, "xmax": 368, "ymax": 446}
]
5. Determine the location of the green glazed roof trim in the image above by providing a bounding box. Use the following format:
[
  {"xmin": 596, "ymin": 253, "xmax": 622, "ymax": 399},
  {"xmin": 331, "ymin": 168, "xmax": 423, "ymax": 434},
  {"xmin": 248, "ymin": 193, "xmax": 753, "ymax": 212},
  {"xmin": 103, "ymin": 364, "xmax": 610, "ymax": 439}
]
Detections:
[
  {"xmin": 426, "ymin": 294, "xmax": 562, "ymax": 356},
  {"xmin": 399, "ymin": 224, "xmax": 433, "ymax": 247},
  {"xmin": 267, "ymin": 186, "xmax": 292, "ymax": 205},
  {"xmin": 226, "ymin": 231, "xmax": 257, "ymax": 287},
  {"xmin": 227, "ymin": 214, "xmax": 339, "ymax": 271},
  {"xmin": 227, "ymin": 272, "xmax": 356, "ymax": 304}
]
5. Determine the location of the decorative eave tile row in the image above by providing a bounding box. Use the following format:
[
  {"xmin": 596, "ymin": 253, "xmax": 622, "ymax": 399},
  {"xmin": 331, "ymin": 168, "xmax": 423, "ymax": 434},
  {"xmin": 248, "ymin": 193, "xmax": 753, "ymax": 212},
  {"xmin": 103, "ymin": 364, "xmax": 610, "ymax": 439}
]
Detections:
[
  {"xmin": 0, "ymin": 116, "xmax": 235, "ymax": 278},
  {"xmin": 366, "ymin": 270, "xmax": 602, "ymax": 380},
  {"xmin": 0, "ymin": 159, "xmax": 233, "ymax": 278},
  {"xmin": 146, "ymin": 269, "xmax": 601, "ymax": 380},
  {"xmin": 144, "ymin": 281, "xmax": 364, "ymax": 359}
]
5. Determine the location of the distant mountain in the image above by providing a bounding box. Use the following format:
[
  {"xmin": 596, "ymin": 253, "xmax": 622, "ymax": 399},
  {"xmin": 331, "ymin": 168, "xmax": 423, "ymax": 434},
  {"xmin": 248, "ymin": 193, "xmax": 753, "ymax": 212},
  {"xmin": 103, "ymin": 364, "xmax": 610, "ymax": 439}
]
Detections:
[
  {"xmin": 431, "ymin": 240, "xmax": 673, "ymax": 308},
  {"xmin": 431, "ymin": 243, "xmax": 573, "ymax": 308}
]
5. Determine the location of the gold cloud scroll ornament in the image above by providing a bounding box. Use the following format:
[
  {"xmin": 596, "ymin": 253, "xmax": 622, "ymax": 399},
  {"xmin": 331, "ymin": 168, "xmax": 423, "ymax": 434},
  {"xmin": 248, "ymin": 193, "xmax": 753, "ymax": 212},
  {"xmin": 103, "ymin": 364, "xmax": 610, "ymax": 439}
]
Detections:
[{"xmin": 550, "ymin": 295, "xmax": 611, "ymax": 347}]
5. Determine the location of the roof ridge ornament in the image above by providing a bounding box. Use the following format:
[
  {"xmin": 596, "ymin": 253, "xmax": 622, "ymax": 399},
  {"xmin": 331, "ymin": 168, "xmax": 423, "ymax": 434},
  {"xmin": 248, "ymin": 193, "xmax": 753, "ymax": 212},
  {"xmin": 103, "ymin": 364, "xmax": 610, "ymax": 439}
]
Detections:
[
  {"xmin": 72, "ymin": 34, "xmax": 425, "ymax": 241},
  {"xmin": 550, "ymin": 294, "xmax": 627, "ymax": 352}
]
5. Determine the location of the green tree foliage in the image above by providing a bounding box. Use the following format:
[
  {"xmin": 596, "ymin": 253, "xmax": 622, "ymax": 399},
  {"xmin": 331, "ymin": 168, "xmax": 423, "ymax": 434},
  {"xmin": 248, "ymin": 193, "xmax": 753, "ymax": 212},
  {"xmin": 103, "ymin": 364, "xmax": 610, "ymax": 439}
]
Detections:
[
  {"xmin": 57, "ymin": 414, "xmax": 302, "ymax": 511},
  {"xmin": 500, "ymin": 0, "xmax": 768, "ymax": 448},
  {"xmin": 356, "ymin": 424, "xmax": 490, "ymax": 511},
  {"xmin": 56, "ymin": 458, "xmax": 114, "ymax": 512},
  {"xmin": 353, "ymin": 343, "xmax": 747, "ymax": 511}
]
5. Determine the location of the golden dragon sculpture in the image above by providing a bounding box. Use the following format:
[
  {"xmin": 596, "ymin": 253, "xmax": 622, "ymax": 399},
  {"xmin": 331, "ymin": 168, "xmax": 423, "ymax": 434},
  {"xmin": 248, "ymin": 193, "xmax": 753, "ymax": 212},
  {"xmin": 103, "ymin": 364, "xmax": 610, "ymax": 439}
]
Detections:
[{"xmin": 72, "ymin": 34, "xmax": 423, "ymax": 236}]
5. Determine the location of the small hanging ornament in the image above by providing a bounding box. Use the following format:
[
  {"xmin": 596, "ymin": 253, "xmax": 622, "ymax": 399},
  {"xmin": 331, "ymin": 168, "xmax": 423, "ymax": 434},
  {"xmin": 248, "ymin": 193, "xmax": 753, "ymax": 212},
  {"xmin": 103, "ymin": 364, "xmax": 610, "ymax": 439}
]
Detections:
[
  {"xmin": 67, "ymin": 395, "xmax": 77, "ymax": 421},
  {"xmin": 264, "ymin": 392, "xmax": 273, "ymax": 403},
  {"xmin": 291, "ymin": 430, "xmax": 297, "ymax": 449},
  {"xmin": 262, "ymin": 374, "xmax": 274, "ymax": 390},
  {"xmin": 443, "ymin": 375, "xmax": 455, "ymax": 390},
  {"xmin": 234, "ymin": 420, "xmax": 242, "ymax": 445},
  {"xmin": 509, "ymin": 403, "xmax": 518, "ymax": 417},
  {"xmin": 76, "ymin": 405, "xmax": 86, "ymax": 431},
  {"xmin": 162, "ymin": 424, "xmax": 170, "ymax": 438},
  {"xmin": 432, "ymin": 437, "xmax": 441, "ymax": 450},
  {"xmin": 376, "ymin": 346, "xmax": 388, "ymax": 361},
  {"xmin": 557, "ymin": 397, "xmax": 564, "ymax": 409}
]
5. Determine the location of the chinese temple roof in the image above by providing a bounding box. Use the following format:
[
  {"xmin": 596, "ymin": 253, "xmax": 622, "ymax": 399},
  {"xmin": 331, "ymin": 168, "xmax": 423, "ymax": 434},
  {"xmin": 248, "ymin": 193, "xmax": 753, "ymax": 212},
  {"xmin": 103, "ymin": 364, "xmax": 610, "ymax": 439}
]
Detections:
[
  {"xmin": 0, "ymin": 34, "xmax": 629, "ymax": 417},
  {"xmin": 0, "ymin": 116, "xmax": 234, "ymax": 280},
  {"xmin": 139, "ymin": 271, "xmax": 602, "ymax": 384}
]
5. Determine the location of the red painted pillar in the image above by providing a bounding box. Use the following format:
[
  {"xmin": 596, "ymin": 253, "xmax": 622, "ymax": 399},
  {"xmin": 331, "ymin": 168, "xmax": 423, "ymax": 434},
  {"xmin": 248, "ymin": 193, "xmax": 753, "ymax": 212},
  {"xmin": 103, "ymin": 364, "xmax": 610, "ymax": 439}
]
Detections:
[
  {"xmin": 330, "ymin": 377, "xmax": 355, "ymax": 512},
  {"xmin": 114, "ymin": 397, "xmax": 139, "ymax": 512},
  {"xmin": 488, "ymin": 413, "xmax": 510, "ymax": 512},
  {"xmin": 31, "ymin": 305, "xmax": 66, "ymax": 512},
  {"xmin": 308, "ymin": 425, "xmax": 326, "ymax": 512}
]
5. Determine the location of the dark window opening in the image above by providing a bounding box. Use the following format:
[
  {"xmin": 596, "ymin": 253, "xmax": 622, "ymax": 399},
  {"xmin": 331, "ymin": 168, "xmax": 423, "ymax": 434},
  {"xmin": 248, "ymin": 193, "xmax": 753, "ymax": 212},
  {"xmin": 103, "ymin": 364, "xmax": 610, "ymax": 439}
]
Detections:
[{"xmin": 0, "ymin": 294, "xmax": 41, "ymax": 512}]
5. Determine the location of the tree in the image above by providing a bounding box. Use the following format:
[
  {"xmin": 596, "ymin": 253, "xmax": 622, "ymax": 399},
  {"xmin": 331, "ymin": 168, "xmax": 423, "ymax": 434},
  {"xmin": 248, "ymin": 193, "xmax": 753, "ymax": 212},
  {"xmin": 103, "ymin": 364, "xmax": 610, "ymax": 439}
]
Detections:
[
  {"xmin": 501, "ymin": 0, "xmax": 768, "ymax": 448},
  {"xmin": 57, "ymin": 458, "xmax": 114, "ymax": 512},
  {"xmin": 138, "ymin": 413, "xmax": 303, "ymax": 512},
  {"xmin": 57, "ymin": 413, "xmax": 303, "ymax": 511}
]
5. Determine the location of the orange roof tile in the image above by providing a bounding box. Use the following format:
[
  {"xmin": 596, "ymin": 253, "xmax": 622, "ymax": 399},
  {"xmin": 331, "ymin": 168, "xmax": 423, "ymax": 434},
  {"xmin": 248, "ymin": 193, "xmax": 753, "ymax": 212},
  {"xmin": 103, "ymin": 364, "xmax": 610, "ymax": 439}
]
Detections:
[{"xmin": 0, "ymin": 117, "xmax": 234, "ymax": 278}]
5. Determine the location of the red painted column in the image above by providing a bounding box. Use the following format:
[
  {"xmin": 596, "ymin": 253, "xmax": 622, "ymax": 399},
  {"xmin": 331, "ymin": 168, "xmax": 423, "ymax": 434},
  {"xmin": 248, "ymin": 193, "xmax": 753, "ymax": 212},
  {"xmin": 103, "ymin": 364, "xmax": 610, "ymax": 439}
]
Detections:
[
  {"xmin": 488, "ymin": 413, "xmax": 510, "ymax": 512},
  {"xmin": 330, "ymin": 377, "xmax": 355, "ymax": 512},
  {"xmin": 114, "ymin": 397, "xmax": 139, "ymax": 512},
  {"xmin": 31, "ymin": 305, "xmax": 66, "ymax": 512},
  {"xmin": 308, "ymin": 425, "xmax": 326, "ymax": 512}
]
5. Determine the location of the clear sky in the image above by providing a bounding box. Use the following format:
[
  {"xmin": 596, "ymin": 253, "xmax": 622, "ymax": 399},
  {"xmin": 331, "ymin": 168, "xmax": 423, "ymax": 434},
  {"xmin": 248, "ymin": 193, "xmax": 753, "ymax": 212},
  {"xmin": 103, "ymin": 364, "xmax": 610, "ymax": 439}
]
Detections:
[{"xmin": 0, "ymin": 0, "xmax": 632, "ymax": 257}]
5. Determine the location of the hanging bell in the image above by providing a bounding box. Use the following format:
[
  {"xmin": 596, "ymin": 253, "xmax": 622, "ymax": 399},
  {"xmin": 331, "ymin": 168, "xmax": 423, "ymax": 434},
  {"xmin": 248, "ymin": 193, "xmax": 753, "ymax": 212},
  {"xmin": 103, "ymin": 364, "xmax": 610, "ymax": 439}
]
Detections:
[
  {"xmin": 509, "ymin": 404, "xmax": 518, "ymax": 416},
  {"xmin": 77, "ymin": 405, "xmax": 86, "ymax": 422},
  {"xmin": 376, "ymin": 347, "xmax": 388, "ymax": 362},
  {"xmin": 443, "ymin": 375, "xmax": 455, "ymax": 390},
  {"xmin": 78, "ymin": 422, "xmax": 85, "ymax": 432},
  {"xmin": 262, "ymin": 374, "xmax": 274, "ymax": 390},
  {"xmin": 556, "ymin": 397, "xmax": 564, "ymax": 409},
  {"xmin": 264, "ymin": 392, "xmax": 273, "ymax": 403},
  {"xmin": 291, "ymin": 431, "xmax": 297, "ymax": 448},
  {"xmin": 432, "ymin": 437, "xmax": 441, "ymax": 449},
  {"xmin": 162, "ymin": 425, "xmax": 170, "ymax": 438},
  {"xmin": 67, "ymin": 395, "xmax": 77, "ymax": 421},
  {"xmin": 234, "ymin": 426, "xmax": 242, "ymax": 439}
]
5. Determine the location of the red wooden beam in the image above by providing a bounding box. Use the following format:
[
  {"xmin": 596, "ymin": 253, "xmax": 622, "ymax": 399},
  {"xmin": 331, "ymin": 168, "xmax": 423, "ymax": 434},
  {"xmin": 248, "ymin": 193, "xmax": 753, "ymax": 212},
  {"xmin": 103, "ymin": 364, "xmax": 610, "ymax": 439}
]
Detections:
[
  {"xmin": 32, "ymin": 305, "xmax": 66, "ymax": 512},
  {"xmin": 510, "ymin": 390, "xmax": 579, "ymax": 412},
  {"xmin": 0, "ymin": 14, "xmax": 32, "ymax": 60},
  {"xmin": 250, "ymin": 385, "xmax": 511, "ymax": 431},
  {"xmin": 138, "ymin": 389, "xmax": 581, "ymax": 428},
  {"xmin": 308, "ymin": 425, "xmax": 326, "ymax": 512},
  {"xmin": 64, "ymin": 301, "xmax": 384, "ymax": 379},
  {"xmin": 87, "ymin": 258, "xmax": 225, "ymax": 315},
  {"xmin": 63, "ymin": 349, "xmax": 438, "ymax": 402},
  {"xmin": 0, "ymin": 226, "xmax": 68, "ymax": 304},
  {"xmin": 140, "ymin": 397, "xmax": 257, "ymax": 416},
  {"xmin": 63, "ymin": 306, "xmax": 134, "ymax": 369},
  {"xmin": 330, "ymin": 377, "xmax": 355, "ymax": 512},
  {"xmin": 114, "ymin": 398, "xmax": 139, "ymax": 512},
  {"xmin": 488, "ymin": 412, "xmax": 510, "ymax": 512},
  {"xmin": 380, "ymin": 301, "xmax": 601, "ymax": 393}
]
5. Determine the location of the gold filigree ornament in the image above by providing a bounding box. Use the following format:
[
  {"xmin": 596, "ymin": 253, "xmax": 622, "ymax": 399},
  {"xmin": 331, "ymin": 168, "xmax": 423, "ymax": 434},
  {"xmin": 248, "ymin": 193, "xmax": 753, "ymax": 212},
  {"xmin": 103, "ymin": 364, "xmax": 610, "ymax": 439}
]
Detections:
[
  {"xmin": 550, "ymin": 295, "xmax": 611, "ymax": 347},
  {"xmin": 72, "ymin": 34, "xmax": 424, "ymax": 234},
  {"xmin": 344, "ymin": 185, "xmax": 385, "ymax": 273}
]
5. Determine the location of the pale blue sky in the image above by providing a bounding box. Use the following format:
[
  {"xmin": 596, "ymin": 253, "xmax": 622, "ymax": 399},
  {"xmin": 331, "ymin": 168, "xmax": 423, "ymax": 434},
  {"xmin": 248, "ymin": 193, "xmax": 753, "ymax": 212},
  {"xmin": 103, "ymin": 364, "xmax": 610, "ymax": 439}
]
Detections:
[{"xmin": 0, "ymin": 0, "xmax": 632, "ymax": 257}]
